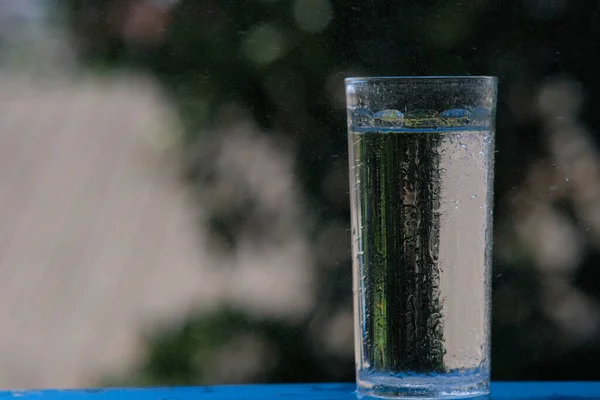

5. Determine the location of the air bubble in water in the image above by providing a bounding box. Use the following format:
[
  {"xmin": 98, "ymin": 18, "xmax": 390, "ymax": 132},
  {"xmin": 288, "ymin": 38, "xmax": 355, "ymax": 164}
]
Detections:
[{"xmin": 373, "ymin": 109, "xmax": 405, "ymax": 127}]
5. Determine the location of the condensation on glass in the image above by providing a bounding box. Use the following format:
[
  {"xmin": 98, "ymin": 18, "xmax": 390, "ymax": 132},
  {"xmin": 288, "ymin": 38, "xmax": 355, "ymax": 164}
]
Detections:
[{"xmin": 346, "ymin": 77, "xmax": 497, "ymax": 399}]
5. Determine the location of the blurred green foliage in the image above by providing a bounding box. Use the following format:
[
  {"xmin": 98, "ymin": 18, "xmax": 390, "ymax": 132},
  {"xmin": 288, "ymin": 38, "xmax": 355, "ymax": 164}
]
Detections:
[{"xmin": 105, "ymin": 309, "xmax": 349, "ymax": 386}]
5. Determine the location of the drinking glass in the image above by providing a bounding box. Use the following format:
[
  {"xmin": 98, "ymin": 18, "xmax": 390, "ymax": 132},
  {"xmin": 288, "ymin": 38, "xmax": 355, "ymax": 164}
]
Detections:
[{"xmin": 346, "ymin": 76, "xmax": 497, "ymax": 398}]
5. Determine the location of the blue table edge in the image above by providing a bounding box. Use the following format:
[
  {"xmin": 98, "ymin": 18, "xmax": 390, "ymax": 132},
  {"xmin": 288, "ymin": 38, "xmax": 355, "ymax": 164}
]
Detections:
[{"xmin": 1, "ymin": 382, "xmax": 599, "ymax": 399}]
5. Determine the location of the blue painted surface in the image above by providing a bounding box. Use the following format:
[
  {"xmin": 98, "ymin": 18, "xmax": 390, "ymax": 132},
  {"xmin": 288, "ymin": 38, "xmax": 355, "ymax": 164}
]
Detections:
[{"xmin": 0, "ymin": 383, "xmax": 599, "ymax": 399}]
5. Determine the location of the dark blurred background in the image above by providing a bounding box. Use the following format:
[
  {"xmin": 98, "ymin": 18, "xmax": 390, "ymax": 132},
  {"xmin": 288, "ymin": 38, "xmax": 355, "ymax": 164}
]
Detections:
[{"xmin": 0, "ymin": 0, "xmax": 598, "ymax": 390}]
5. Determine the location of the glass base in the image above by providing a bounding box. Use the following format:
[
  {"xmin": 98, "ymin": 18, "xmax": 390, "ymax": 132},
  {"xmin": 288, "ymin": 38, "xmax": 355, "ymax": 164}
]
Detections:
[{"xmin": 357, "ymin": 370, "xmax": 490, "ymax": 399}]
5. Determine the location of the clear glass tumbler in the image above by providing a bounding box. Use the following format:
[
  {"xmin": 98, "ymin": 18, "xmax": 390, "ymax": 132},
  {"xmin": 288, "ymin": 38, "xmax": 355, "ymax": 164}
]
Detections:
[{"xmin": 346, "ymin": 77, "xmax": 497, "ymax": 399}]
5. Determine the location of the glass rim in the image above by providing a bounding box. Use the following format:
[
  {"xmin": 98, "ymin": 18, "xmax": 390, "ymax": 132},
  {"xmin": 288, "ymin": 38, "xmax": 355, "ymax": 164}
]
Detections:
[{"xmin": 345, "ymin": 76, "xmax": 497, "ymax": 84}]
